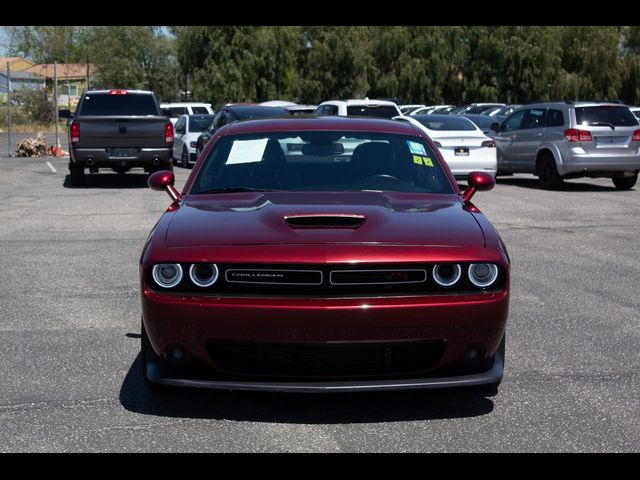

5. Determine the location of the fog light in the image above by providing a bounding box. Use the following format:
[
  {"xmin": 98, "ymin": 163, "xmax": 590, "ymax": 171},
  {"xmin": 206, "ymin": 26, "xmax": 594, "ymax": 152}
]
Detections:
[
  {"xmin": 167, "ymin": 347, "xmax": 188, "ymax": 366},
  {"xmin": 463, "ymin": 346, "xmax": 485, "ymax": 365}
]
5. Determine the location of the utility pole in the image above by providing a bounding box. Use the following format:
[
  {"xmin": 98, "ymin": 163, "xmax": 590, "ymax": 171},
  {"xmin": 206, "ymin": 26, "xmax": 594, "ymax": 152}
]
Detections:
[
  {"xmin": 54, "ymin": 62, "xmax": 59, "ymax": 159},
  {"xmin": 6, "ymin": 63, "xmax": 12, "ymax": 158}
]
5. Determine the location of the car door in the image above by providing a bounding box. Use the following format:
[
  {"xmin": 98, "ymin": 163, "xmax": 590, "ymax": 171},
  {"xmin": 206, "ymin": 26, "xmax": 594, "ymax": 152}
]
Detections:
[
  {"xmin": 173, "ymin": 116, "xmax": 187, "ymax": 159},
  {"xmin": 515, "ymin": 108, "xmax": 547, "ymax": 171},
  {"xmin": 494, "ymin": 109, "xmax": 526, "ymax": 171}
]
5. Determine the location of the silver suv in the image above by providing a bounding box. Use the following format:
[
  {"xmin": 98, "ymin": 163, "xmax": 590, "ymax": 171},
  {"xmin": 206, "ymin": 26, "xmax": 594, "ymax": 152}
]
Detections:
[{"xmin": 492, "ymin": 102, "xmax": 640, "ymax": 189}]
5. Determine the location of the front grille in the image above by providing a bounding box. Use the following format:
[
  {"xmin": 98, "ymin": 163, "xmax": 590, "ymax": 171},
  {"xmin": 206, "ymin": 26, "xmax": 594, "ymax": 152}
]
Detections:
[
  {"xmin": 226, "ymin": 269, "xmax": 323, "ymax": 285},
  {"xmin": 330, "ymin": 269, "xmax": 427, "ymax": 285},
  {"xmin": 206, "ymin": 340, "xmax": 446, "ymax": 380}
]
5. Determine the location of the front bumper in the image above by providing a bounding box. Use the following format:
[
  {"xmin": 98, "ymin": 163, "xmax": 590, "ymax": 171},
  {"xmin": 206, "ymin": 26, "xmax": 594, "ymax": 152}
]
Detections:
[
  {"xmin": 145, "ymin": 348, "xmax": 504, "ymax": 392},
  {"xmin": 141, "ymin": 287, "xmax": 509, "ymax": 391}
]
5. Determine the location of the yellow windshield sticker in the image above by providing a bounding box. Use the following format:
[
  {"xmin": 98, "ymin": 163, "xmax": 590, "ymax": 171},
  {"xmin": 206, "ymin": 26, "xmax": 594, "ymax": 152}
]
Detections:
[{"xmin": 413, "ymin": 155, "xmax": 433, "ymax": 167}]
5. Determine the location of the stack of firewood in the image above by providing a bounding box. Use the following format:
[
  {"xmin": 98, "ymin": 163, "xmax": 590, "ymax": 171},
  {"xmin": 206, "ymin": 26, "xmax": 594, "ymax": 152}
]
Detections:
[{"xmin": 15, "ymin": 133, "xmax": 48, "ymax": 157}]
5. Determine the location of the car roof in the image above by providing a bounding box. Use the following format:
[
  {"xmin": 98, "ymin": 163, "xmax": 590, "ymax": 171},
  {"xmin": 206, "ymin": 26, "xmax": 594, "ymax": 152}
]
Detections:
[
  {"xmin": 224, "ymin": 105, "xmax": 290, "ymax": 118},
  {"xmin": 320, "ymin": 99, "xmax": 399, "ymax": 107},
  {"xmin": 86, "ymin": 89, "xmax": 153, "ymax": 95},
  {"xmin": 223, "ymin": 116, "xmax": 419, "ymax": 136},
  {"xmin": 161, "ymin": 102, "xmax": 212, "ymax": 106}
]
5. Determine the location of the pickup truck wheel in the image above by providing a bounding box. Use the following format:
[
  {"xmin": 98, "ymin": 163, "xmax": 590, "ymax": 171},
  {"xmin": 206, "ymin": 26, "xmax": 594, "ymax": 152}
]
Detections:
[
  {"xmin": 612, "ymin": 174, "xmax": 637, "ymax": 190},
  {"xmin": 69, "ymin": 162, "xmax": 85, "ymax": 186},
  {"xmin": 537, "ymin": 154, "xmax": 563, "ymax": 190}
]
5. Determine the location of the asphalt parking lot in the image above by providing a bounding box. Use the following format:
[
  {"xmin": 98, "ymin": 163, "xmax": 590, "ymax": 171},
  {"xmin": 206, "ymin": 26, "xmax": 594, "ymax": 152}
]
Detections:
[{"xmin": 0, "ymin": 133, "xmax": 639, "ymax": 452}]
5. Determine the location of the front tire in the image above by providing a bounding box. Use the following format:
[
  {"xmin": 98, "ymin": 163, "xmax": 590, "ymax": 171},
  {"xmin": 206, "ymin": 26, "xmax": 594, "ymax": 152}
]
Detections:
[
  {"xmin": 181, "ymin": 147, "xmax": 189, "ymax": 169},
  {"xmin": 537, "ymin": 154, "xmax": 563, "ymax": 190},
  {"xmin": 612, "ymin": 174, "xmax": 637, "ymax": 190}
]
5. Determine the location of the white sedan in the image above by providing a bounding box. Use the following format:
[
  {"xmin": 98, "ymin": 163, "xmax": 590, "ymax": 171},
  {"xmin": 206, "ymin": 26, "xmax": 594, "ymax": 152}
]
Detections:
[
  {"xmin": 172, "ymin": 114, "xmax": 216, "ymax": 168},
  {"xmin": 394, "ymin": 114, "xmax": 497, "ymax": 180}
]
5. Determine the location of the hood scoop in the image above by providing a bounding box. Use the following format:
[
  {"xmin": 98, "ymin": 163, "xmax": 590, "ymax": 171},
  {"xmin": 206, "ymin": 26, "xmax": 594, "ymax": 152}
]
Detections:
[{"xmin": 284, "ymin": 214, "xmax": 367, "ymax": 229}]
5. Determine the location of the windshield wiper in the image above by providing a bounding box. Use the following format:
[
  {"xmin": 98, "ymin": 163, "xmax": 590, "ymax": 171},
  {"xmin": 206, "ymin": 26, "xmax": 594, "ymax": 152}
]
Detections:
[
  {"xmin": 589, "ymin": 122, "xmax": 615, "ymax": 130},
  {"xmin": 194, "ymin": 186, "xmax": 277, "ymax": 194}
]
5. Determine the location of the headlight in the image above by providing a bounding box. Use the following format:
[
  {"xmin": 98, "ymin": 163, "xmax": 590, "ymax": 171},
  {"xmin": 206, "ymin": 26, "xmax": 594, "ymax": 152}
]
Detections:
[
  {"xmin": 468, "ymin": 263, "xmax": 499, "ymax": 288},
  {"xmin": 152, "ymin": 263, "xmax": 183, "ymax": 288},
  {"xmin": 432, "ymin": 263, "xmax": 462, "ymax": 287},
  {"xmin": 189, "ymin": 263, "xmax": 219, "ymax": 287}
]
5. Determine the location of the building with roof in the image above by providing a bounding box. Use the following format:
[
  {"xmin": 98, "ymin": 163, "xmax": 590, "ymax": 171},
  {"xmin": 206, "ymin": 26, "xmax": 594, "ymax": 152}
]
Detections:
[{"xmin": 0, "ymin": 56, "xmax": 36, "ymax": 72}]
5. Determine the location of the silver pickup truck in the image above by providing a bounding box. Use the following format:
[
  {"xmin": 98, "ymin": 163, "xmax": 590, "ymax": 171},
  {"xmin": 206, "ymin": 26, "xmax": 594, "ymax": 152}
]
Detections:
[{"xmin": 60, "ymin": 89, "xmax": 173, "ymax": 186}]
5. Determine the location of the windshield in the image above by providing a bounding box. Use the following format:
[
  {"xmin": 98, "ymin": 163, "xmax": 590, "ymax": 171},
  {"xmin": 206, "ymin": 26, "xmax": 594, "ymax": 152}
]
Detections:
[
  {"xmin": 346, "ymin": 106, "xmax": 399, "ymax": 118},
  {"xmin": 192, "ymin": 131, "xmax": 454, "ymax": 195},
  {"xmin": 575, "ymin": 106, "xmax": 638, "ymax": 127},
  {"xmin": 79, "ymin": 93, "xmax": 159, "ymax": 116}
]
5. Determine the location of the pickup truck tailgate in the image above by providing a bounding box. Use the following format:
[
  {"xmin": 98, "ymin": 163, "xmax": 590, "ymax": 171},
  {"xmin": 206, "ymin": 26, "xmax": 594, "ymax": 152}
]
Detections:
[{"xmin": 74, "ymin": 116, "xmax": 169, "ymax": 148}]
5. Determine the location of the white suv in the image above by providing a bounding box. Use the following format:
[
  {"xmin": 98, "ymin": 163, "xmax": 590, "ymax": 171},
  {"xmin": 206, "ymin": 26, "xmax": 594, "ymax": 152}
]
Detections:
[
  {"xmin": 161, "ymin": 102, "xmax": 214, "ymax": 124},
  {"xmin": 314, "ymin": 99, "xmax": 401, "ymax": 118}
]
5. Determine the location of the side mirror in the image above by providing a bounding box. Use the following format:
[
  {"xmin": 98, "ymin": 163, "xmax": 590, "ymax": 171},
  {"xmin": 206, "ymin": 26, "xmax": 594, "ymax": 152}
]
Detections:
[
  {"xmin": 148, "ymin": 170, "xmax": 181, "ymax": 202},
  {"xmin": 490, "ymin": 122, "xmax": 500, "ymax": 133},
  {"xmin": 463, "ymin": 171, "xmax": 495, "ymax": 202},
  {"xmin": 58, "ymin": 109, "xmax": 72, "ymax": 119}
]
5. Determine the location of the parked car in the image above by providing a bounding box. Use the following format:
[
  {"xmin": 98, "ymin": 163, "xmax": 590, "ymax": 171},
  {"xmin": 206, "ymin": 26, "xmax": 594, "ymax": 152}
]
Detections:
[
  {"xmin": 286, "ymin": 104, "xmax": 318, "ymax": 116},
  {"xmin": 492, "ymin": 102, "xmax": 640, "ymax": 189},
  {"xmin": 161, "ymin": 102, "xmax": 214, "ymax": 125},
  {"xmin": 482, "ymin": 105, "xmax": 522, "ymax": 119},
  {"xmin": 399, "ymin": 104, "xmax": 426, "ymax": 115},
  {"xmin": 194, "ymin": 105, "xmax": 290, "ymax": 158},
  {"xmin": 142, "ymin": 116, "xmax": 509, "ymax": 394},
  {"xmin": 411, "ymin": 105, "xmax": 455, "ymax": 115},
  {"xmin": 59, "ymin": 89, "xmax": 174, "ymax": 185},
  {"xmin": 314, "ymin": 98, "xmax": 401, "ymax": 118},
  {"xmin": 172, "ymin": 114, "xmax": 216, "ymax": 168},
  {"xmin": 456, "ymin": 103, "xmax": 506, "ymax": 115},
  {"xmin": 462, "ymin": 114, "xmax": 502, "ymax": 136},
  {"xmin": 395, "ymin": 114, "xmax": 497, "ymax": 180}
]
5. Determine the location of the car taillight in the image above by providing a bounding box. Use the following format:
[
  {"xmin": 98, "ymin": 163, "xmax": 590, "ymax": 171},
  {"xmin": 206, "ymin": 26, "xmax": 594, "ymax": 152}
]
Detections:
[
  {"xmin": 108, "ymin": 89, "xmax": 128, "ymax": 95},
  {"xmin": 564, "ymin": 128, "xmax": 592, "ymax": 142},
  {"xmin": 632, "ymin": 129, "xmax": 640, "ymax": 141},
  {"xmin": 70, "ymin": 122, "xmax": 80, "ymax": 143},
  {"xmin": 165, "ymin": 122, "xmax": 174, "ymax": 144},
  {"xmin": 481, "ymin": 140, "xmax": 496, "ymax": 148}
]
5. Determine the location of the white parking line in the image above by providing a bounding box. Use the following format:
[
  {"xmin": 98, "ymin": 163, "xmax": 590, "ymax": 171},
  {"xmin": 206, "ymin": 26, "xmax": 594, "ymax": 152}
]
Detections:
[{"xmin": 45, "ymin": 161, "xmax": 57, "ymax": 173}]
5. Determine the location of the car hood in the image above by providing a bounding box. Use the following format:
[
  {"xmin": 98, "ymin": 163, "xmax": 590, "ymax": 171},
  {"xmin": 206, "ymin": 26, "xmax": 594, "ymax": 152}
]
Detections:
[{"xmin": 164, "ymin": 192, "xmax": 485, "ymax": 248}]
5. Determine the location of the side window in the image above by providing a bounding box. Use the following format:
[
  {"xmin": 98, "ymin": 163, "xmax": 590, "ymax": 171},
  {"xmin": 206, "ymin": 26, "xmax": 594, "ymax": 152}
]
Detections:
[
  {"xmin": 547, "ymin": 109, "xmax": 565, "ymax": 127},
  {"xmin": 502, "ymin": 110, "xmax": 527, "ymax": 132},
  {"xmin": 327, "ymin": 105, "xmax": 339, "ymax": 116},
  {"xmin": 521, "ymin": 108, "xmax": 547, "ymax": 129}
]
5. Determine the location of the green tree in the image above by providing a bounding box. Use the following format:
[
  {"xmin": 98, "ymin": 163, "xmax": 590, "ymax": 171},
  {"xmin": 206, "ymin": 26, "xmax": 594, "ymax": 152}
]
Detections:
[
  {"xmin": 559, "ymin": 26, "xmax": 622, "ymax": 101},
  {"xmin": 4, "ymin": 26, "xmax": 88, "ymax": 63},
  {"xmin": 84, "ymin": 26, "xmax": 179, "ymax": 102}
]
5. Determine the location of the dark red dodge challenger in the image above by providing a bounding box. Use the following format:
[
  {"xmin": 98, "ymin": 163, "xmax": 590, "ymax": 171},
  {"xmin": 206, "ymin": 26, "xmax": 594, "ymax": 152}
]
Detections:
[{"xmin": 140, "ymin": 116, "xmax": 509, "ymax": 393}]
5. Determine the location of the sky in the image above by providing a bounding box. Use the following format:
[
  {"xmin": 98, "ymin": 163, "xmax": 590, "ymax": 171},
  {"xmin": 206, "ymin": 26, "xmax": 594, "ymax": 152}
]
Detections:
[{"xmin": 0, "ymin": 27, "xmax": 9, "ymax": 56}]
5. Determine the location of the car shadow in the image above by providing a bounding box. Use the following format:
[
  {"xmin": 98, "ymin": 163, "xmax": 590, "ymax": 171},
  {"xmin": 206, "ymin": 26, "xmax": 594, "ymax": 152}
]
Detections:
[
  {"xmin": 495, "ymin": 176, "xmax": 622, "ymax": 192},
  {"xmin": 119, "ymin": 349, "xmax": 495, "ymax": 424},
  {"xmin": 63, "ymin": 173, "xmax": 150, "ymax": 189}
]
